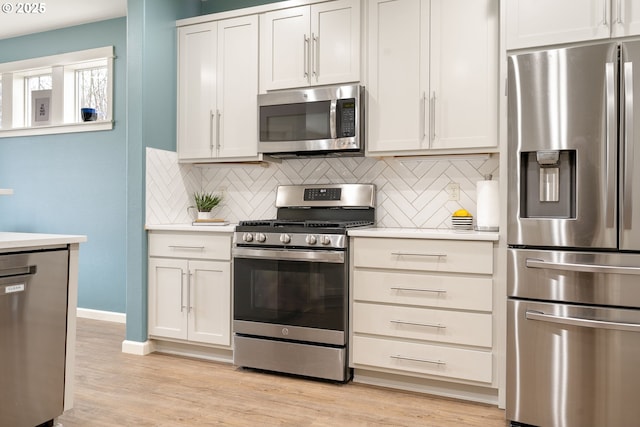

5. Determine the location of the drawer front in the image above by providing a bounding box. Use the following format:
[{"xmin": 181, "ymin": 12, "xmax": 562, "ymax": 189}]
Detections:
[
  {"xmin": 149, "ymin": 232, "xmax": 231, "ymax": 260},
  {"xmin": 353, "ymin": 302, "xmax": 492, "ymax": 347},
  {"xmin": 353, "ymin": 238, "xmax": 493, "ymax": 274},
  {"xmin": 353, "ymin": 269, "xmax": 492, "ymax": 311},
  {"xmin": 352, "ymin": 335, "xmax": 492, "ymax": 383}
]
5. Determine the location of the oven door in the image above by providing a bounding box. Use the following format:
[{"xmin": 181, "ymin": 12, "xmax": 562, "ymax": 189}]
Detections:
[{"xmin": 232, "ymin": 247, "xmax": 348, "ymax": 346}]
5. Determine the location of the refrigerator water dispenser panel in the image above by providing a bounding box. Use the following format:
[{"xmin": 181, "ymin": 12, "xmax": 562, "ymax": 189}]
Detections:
[{"xmin": 521, "ymin": 150, "xmax": 576, "ymax": 218}]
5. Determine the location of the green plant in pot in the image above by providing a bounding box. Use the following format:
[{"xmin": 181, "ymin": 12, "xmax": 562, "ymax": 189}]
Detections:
[{"xmin": 193, "ymin": 191, "xmax": 222, "ymax": 220}]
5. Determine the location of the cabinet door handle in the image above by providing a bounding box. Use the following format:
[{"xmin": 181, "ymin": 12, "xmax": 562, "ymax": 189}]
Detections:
[
  {"xmin": 216, "ymin": 109, "xmax": 221, "ymax": 151},
  {"xmin": 188, "ymin": 271, "xmax": 194, "ymax": 313},
  {"xmin": 168, "ymin": 245, "xmax": 205, "ymax": 250},
  {"xmin": 303, "ymin": 34, "xmax": 310, "ymax": 79},
  {"xmin": 391, "ymin": 251, "xmax": 447, "ymax": 258},
  {"xmin": 616, "ymin": 0, "xmax": 623, "ymax": 24},
  {"xmin": 430, "ymin": 91, "xmax": 437, "ymax": 142},
  {"xmin": 390, "ymin": 355, "xmax": 446, "ymax": 365},
  {"xmin": 312, "ymin": 33, "xmax": 319, "ymax": 81},
  {"xmin": 602, "ymin": 0, "xmax": 609, "ymax": 27},
  {"xmin": 390, "ymin": 320, "xmax": 447, "ymax": 329},
  {"xmin": 209, "ymin": 110, "xmax": 215, "ymax": 151},
  {"xmin": 391, "ymin": 287, "xmax": 447, "ymax": 294},
  {"xmin": 422, "ymin": 92, "xmax": 428, "ymax": 141},
  {"xmin": 181, "ymin": 270, "xmax": 187, "ymax": 312}
]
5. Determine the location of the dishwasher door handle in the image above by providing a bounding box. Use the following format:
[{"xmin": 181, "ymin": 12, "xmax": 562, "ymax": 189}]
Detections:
[
  {"xmin": 0, "ymin": 265, "xmax": 37, "ymax": 279},
  {"xmin": 525, "ymin": 258, "xmax": 640, "ymax": 275},
  {"xmin": 526, "ymin": 310, "xmax": 640, "ymax": 333}
]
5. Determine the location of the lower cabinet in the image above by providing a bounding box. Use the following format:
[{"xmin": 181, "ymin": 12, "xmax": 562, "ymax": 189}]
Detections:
[
  {"xmin": 350, "ymin": 236, "xmax": 495, "ymax": 392},
  {"xmin": 148, "ymin": 231, "xmax": 231, "ymax": 348}
]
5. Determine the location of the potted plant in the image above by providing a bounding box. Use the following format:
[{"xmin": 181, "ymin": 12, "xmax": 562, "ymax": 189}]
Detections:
[{"xmin": 193, "ymin": 191, "xmax": 222, "ymax": 220}]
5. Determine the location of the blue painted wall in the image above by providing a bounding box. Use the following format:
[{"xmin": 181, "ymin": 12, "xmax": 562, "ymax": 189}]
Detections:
[{"xmin": 0, "ymin": 18, "xmax": 128, "ymax": 313}]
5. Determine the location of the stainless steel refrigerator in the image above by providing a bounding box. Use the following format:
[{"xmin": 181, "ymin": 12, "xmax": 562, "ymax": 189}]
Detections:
[{"xmin": 507, "ymin": 41, "xmax": 640, "ymax": 427}]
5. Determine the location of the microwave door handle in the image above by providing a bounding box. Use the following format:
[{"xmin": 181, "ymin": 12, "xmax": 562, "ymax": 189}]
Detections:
[
  {"xmin": 606, "ymin": 62, "xmax": 617, "ymax": 228},
  {"xmin": 330, "ymin": 99, "xmax": 337, "ymax": 139},
  {"xmin": 624, "ymin": 61, "xmax": 634, "ymax": 230}
]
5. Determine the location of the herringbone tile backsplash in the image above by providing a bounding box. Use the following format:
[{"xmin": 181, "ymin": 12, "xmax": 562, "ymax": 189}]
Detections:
[{"xmin": 146, "ymin": 148, "xmax": 499, "ymax": 229}]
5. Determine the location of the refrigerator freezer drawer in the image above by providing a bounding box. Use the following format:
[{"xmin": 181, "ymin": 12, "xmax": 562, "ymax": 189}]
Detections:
[
  {"xmin": 507, "ymin": 248, "xmax": 640, "ymax": 307},
  {"xmin": 507, "ymin": 299, "xmax": 640, "ymax": 427}
]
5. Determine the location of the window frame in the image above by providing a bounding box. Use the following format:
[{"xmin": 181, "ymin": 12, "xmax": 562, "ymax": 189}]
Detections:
[{"xmin": 0, "ymin": 46, "xmax": 114, "ymax": 138}]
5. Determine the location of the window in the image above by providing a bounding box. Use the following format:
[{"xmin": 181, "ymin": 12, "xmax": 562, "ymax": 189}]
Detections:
[
  {"xmin": 75, "ymin": 64, "xmax": 108, "ymax": 121},
  {"xmin": 0, "ymin": 46, "xmax": 114, "ymax": 137}
]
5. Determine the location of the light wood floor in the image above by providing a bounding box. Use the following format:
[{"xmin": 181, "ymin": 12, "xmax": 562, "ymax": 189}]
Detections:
[{"xmin": 57, "ymin": 318, "xmax": 506, "ymax": 426}]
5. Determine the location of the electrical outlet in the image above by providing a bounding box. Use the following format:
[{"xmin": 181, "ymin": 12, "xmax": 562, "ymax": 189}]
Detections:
[{"xmin": 446, "ymin": 182, "xmax": 460, "ymax": 201}]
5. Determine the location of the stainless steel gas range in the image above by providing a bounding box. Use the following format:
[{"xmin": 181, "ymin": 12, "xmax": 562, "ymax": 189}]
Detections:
[{"xmin": 232, "ymin": 183, "xmax": 376, "ymax": 382}]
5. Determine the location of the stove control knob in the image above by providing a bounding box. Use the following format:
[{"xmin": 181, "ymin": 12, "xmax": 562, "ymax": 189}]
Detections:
[
  {"xmin": 256, "ymin": 233, "xmax": 267, "ymax": 243},
  {"xmin": 305, "ymin": 235, "xmax": 317, "ymax": 245},
  {"xmin": 243, "ymin": 233, "xmax": 254, "ymax": 242},
  {"xmin": 320, "ymin": 235, "xmax": 332, "ymax": 245},
  {"xmin": 280, "ymin": 233, "xmax": 291, "ymax": 244}
]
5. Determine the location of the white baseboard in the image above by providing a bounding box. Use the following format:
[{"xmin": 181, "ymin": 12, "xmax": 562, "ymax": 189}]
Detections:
[
  {"xmin": 122, "ymin": 339, "xmax": 156, "ymax": 355},
  {"xmin": 76, "ymin": 307, "xmax": 126, "ymax": 323}
]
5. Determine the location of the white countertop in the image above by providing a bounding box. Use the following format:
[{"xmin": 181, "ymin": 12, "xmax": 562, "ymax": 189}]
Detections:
[
  {"xmin": 146, "ymin": 224, "xmax": 499, "ymax": 241},
  {"xmin": 0, "ymin": 232, "xmax": 87, "ymax": 250},
  {"xmin": 348, "ymin": 227, "xmax": 500, "ymax": 241},
  {"xmin": 146, "ymin": 223, "xmax": 237, "ymax": 233}
]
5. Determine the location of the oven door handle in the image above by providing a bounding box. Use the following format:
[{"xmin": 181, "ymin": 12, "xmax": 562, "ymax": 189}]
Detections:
[
  {"xmin": 526, "ymin": 310, "xmax": 640, "ymax": 333},
  {"xmin": 232, "ymin": 247, "xmax": 345, "ymax": 263}
]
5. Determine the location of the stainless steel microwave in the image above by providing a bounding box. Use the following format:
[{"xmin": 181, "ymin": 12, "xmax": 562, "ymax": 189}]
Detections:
[{"xmin": 258, "ymin": 84, "xmax": 364, "ymax": 158}]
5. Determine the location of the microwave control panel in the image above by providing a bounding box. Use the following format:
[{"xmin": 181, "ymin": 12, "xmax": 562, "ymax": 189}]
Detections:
[{"xmin": 337, "ymin": 99, "xmax": 356, "ymax": 137}]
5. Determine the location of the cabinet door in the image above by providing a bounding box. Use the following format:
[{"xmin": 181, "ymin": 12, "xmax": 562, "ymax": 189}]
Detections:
[
  {"xmin": 311, "ymin": 0, "xmax": 360, "ymax": 86},
  {"xmin": 260, "ymin": 6, "xmax": 310, "ymax": 91},
  {"xmin": 217, "ymin": 15, "xmax": 259, "ymax": 159},
  {"xmin": 612, "ymin": 0, "xmax": 640, "ymax": 37},
  {"xmin": 177, "ymin": 22, "xmax": 217, "ymax": 160},
  {"xmin": 187, "ymin": 260, "xmax": 231, "ymax": 346},
  {"xmin": 429, "ymin": 0, "xmax": 498, "ymax": 150},
  {"xmin": 148, "ymin": 258, "xmax": 188, "ymax": 340},
  {"xmin": 506, "ymin": 0, "xmax": 610, "ymax": 50},
  {"xmin": 367, "ymin": 0, "xmax": 429, "ymax": 154}
]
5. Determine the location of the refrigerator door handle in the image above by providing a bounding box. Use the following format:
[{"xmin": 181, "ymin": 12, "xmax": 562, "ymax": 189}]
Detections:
[
  {"xmin": 526, "ymin": 310, "xmax": 640, "ymax": 333},
  {"xmin": 605, "ymin": 62, "xmax": 617, "ymax": 227},
  {"xmin": 526, "ymin": 258, "xmax": 640, "ymax": 275},
  {"xmin": 624, "ymin": 61, "xmax": 634, "ymax": 230}
]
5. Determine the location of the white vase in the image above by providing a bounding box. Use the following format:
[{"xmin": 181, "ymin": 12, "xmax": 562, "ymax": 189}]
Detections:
[{"xmin": 197, "ymin": 211, "xmax": 212, "ymax": 220}]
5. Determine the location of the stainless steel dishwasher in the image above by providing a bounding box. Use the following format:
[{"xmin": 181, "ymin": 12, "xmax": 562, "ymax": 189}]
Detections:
[{"xmin": 0, "ymin": 247, "xmax": 70, "ymax": 427}]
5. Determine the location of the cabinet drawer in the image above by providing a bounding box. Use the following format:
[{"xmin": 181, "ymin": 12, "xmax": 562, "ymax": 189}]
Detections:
[
  {"xmin": 352, "ymin": 335, "xmax": 492, "ymax": 383},
  {"xmin": 353, "ymin": 269, "xmax": 492, "ymax": 311},
  {"xmin": 149, "ymin": 231, "xmax": 231, "ymax": 260},
  {"xmin": 353, "ymin": 238, "xmax": 493, "ymax": 274},
  {"xmin": 353, "ymin": 302, "xmax": 492, "ymax": 347}
]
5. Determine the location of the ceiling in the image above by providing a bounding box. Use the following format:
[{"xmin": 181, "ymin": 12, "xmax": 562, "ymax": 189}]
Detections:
[{"xmin": 0, "ymin": 0, "xmax": 127, "ymax": 40}]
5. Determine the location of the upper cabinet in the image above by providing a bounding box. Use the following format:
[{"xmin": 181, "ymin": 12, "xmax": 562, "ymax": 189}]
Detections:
[
  {"xmin": 177, "ymin": 16, "xmax": 260, "ymax": 162},
  {"xmin": 506, "ymin": 0, "xmax": 640, "ymax": 50},
  {"xmin": 366, "ymin": 0, "xmax": 498, "ymax": 155},
  {"xmin": 260, "ymin": 0, "xmax": 360, "ymax": 91}
]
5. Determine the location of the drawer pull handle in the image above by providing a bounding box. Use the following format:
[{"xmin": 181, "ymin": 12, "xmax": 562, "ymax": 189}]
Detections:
[
  {"xmin": 390, "ymin": 355, "xmax": 446, "ymax": 366},
  {"xmin": 391, "ymin": 252, "xmax": 447, "ymax": 258},
  {"xmin": 391, "ymin": 320, "xmax": 446, "ymax": 329},
  {"xmin": 391, "ymin": 287, "xmax": 447, "ymax": 294},
  {"xmin": 169, "ymin": 245, "xmax": 205, "ymax": 250}
]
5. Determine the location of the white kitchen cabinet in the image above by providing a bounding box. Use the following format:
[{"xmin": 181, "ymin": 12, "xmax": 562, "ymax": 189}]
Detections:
[
  {"xmin": 260, "ymin": 0, "xmax": 360, "ymax": 91},
  {"xmin": 366, "ymin": 0, "xmax": 498, "ymax": 155},
  {"xmin": 177, "ymin": 15, "xmax": 259, "ymax": 162},
  {"xmin": 351, "ymin": 236, "xmax": 494, "ymax": 385},
  {"xmin": 148, "ymin": 231, "xmax": 231, "ymax": 347},
  {"xmin": 506, "ymin": 0, "xmax": 640, "ymax": 50}
]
